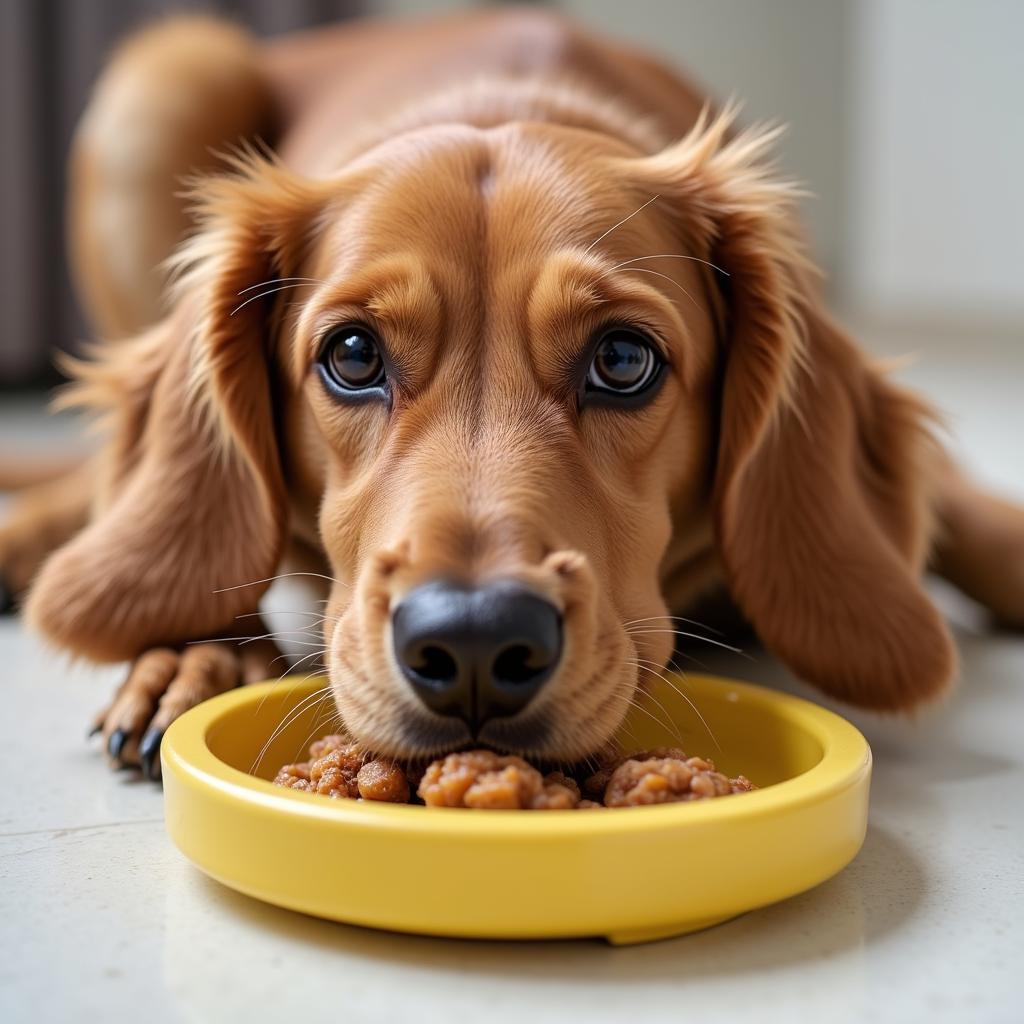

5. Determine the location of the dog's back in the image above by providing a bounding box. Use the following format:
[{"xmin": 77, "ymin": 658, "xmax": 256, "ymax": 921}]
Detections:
[{"xmin": 71, "ymin": 7, "xmax": 705, "ymax": 340}]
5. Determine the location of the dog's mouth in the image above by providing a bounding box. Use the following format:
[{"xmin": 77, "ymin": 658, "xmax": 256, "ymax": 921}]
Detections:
[
  {"xmin": 327, "ymin": 618, "xmax": 641, "ymax": 762},
  {"xmin": 317, "ymin": 542, "xmax": 663, "ymax": 761}
]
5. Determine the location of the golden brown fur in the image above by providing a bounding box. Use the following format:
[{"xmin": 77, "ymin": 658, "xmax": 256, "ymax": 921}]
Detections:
[{"xmin": 5, "ymin": 8, "xmax": 1024, "ymax": 768}]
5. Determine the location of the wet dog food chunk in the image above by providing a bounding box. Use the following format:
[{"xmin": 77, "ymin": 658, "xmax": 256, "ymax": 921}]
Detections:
[
  {"xmin": 417, "ymin": 751, "xmax": 583, "ymax": 809},
  {"xmin": 582, "ymin": 746, "xmax": 689, "ymax": 798},
  {"xmin": 357, "ymin": 758, "xmax": 411, "ymax": 803},
  {"xmin": 272, "ymin": 762, "xmax": 314, "ymax": 792},
  {"xmin": 308, "ymin": 734, "xmax": 351, "ymax": 760},
  {"xmin": 272, "ymin": 740, "xmax": 754, "ymax": 809},
  {"xmin": 604, "ymin": 753, "xmax": 754, "ymax": 807}
]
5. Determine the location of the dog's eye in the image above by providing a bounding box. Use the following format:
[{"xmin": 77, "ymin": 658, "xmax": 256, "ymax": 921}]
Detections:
[
  {"xmin": 319, "ymin": 325, "xmax": 386, "ymax": 392},
  {"xmin": 585, "ymin": 329, "xmax": 662, "ymax": 398}
]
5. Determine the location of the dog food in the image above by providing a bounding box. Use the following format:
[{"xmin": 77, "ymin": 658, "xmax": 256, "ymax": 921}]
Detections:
[
  {"xmin": 272, "ymin": 736, "xmax": 754, "ymax": 809},
  {"xmin": 271, "ymin": 735, "xmax": 411, "ymax": 802},
  {"xmin": 418, "ymin": 751, "xmax": 583, "ymax": 810},
  {"xmin": 602, "ymin": 751, "xmax": 755, "ymax": 806}
]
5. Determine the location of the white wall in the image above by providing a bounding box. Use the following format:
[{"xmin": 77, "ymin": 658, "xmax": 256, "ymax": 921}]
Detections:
[{"xmin": 847, "ymin": 0, "xmax": 1024, "ymax": 327}]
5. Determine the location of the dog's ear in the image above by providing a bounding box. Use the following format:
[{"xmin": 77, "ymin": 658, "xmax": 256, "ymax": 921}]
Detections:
[
  {"xmin": 27, "ymin": 156, "xmax": 323, "ymax": 661},
  {"xmin": 635, "ymin": 109, "xmax": 955, "ymax": 709}
]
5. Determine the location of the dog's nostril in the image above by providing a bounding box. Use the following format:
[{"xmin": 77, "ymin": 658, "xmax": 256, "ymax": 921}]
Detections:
[
  {"xmin": 412, "ymin": 644, "xmax": 459, "ymax": 684},
  {"xmin": 493, "ymin": 643, "xmax": 549, "ymax": 686}
]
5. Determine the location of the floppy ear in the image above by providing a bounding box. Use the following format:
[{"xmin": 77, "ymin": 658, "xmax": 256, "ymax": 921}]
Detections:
[
  {"xmin": 640, "ymin": 110, "xmax": 955, "ymax": 709},
  {"xmin": 27, "ymin": 156, "xmax": 321, "ymax": 661}
]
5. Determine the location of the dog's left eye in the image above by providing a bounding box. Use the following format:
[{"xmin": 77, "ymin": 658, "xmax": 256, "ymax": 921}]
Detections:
[
  {"xmin": 318, "ymin": 325, "xmax": 386, "ymax": 393},
  {"xmin": 585, "ymin": 329, "xmax": 663, "ymax": 398}
]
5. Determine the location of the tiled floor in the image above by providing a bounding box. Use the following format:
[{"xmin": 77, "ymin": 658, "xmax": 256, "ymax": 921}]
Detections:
[{"xmin": 1, "ymin": 335, "xmax": 1022, "ymax": 1023}]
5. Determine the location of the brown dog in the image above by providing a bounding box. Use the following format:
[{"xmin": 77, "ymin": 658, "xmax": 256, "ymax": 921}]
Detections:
[{"xmin": 4, "ymin": 8, "xmax": 1023, "ymax": 778}]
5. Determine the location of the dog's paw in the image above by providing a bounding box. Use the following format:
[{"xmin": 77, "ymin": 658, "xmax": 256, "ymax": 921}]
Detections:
[{"xmin": 93, "ymin": 637, "xmax": 281, "ymax": 780}]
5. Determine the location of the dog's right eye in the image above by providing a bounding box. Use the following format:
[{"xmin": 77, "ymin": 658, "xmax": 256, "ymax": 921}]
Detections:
[{"xmin": 318, "ymin": 325, "xmax": 387, "ymax": 394}]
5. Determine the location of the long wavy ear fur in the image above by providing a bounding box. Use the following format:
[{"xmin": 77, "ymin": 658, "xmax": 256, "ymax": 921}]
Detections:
[
  {"xmin": 27, "ymin": 154, "xmax": 323, "ymax": 661},
  {"xmin": 632, "ymin": 107, "xmax": 955, "ymax": 709}
]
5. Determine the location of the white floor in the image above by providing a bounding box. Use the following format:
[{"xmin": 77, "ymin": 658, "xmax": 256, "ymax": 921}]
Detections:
[{"xmin": 1, "ymin": 334, "xmax": 1023, "ymax": 1024}]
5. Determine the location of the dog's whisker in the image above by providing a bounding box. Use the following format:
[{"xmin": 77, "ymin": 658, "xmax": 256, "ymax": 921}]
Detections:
[
  {"xmin": 605, "ymin": 693, "xmax": 644, "ymax": 752},
  {"xmin": 229, "ymin": 281, "xmax": 322, "ymax": 315},
  {"xmin": 253, "ymin": 678, "xmax": 332, "ymax": 740},
  {"xmin": 664, "ymin": 648, "xmax": 709, "ymax": 671},
  {"xmin": 265, "ymin": 644, "xmax": 326, "ymax": 678},
  {"xmin": 235, "ymin": 610, "xmax": 342, "ymax": 623},
  {"xmin": 260, "ymin": 638, "xmax": 327, "ymax": 648},
  {"xmin": 628, "ymin": 666, "xmax": 689, "ymax": 743},
  {"xmin": 628, "ymin": 632, "xmax": 710, "ymax": 671},
  {"xmin": 192, "ymin": 633, "xmax": 327, "ymax": 648},
  {"xmin": 254, "ymin": 652, "xmax": 329, "ymax": 714},
  {"xmin": 278, "ymin": 647, "xmax": 329, "ymax": 680},
  {"xmin": 626, "ymin": 656, "xmax": 721, "ymax": 752},
  {"xmin": 601, "ymin": 266, "xmax": 700, "ymax": 310},
  {"xmin": 255, "ymin": 692, "xmax": 331, "ymax": 765},
  {"xmin": 621, "ymin": 614, "xmax": 724, "ymax": 636},
  {"xmin": 213, "ymin": 571, "xmax": 342, "ymax": 594},
  {"xmin": 254, "ymin": 630, "xmax": 332, "ymax": 646},
  {"xmin": 242, "ymin": 624, "xmax": 332, "ymax": 643},
  {"xmin": 624, "ymin": 633, "xmax": 719, "ymax": 672},
  {"xmin": 242, "ymin": 623, "xmax": 330, "ymax": 640},
  {"xmin": 624, "ymin": 627, "xmax": 746, "ymax": 655},
  {"xmin": 232, "ymin": 611, "xmax": 340, "ymax": 655},
  {"xmin": 251, "ymin": 685, "xmax": 334, "ymax": 773},
  {"xmin": 614, "ymin": 670, "xmax": 681, "ymax": 738},
  {"xmin": 582, "ymin": 194, "xmax": 660, "ymax": 256},
  {"xmin": 252, "ymin": 694, "xmax": 332, "ymax": 776},
  {"xmin": 629, "ymin": 675, "xmax": 688, "ymax": 748},
  {"xmin": 290, "ymin": 700, "xmax": 344, "ymax": 766},
  {"xmin": 616, "ymin": 691, "xmax": 681, "ymax": 743},
  {"xmin": 607, "ymin": 253, "xmax": 730, "ymax": 277},
  {"xmin": 237, "ymin": 276, "xmax": 324, "ymax": 294}
]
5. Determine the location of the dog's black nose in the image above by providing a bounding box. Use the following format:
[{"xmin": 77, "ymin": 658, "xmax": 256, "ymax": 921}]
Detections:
[{"xmin": 392, "ymin": 579, "xmax": 562, "ymax": 731}]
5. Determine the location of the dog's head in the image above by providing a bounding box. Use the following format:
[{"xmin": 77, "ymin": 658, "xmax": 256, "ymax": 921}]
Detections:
[{"xmin": 29, "ymin": 108, "xmax": 955, "ymax": 758}]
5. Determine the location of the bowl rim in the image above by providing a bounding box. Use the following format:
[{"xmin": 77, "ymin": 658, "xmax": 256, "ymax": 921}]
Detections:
[{"xmin": 161, "ymin": 673, "xmax": 872, "ymax": 838}]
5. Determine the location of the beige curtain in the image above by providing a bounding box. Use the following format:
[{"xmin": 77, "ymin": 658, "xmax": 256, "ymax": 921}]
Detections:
[{"xmin": 0, "ymin": 0, "xmax": 362, "ymax": 387}]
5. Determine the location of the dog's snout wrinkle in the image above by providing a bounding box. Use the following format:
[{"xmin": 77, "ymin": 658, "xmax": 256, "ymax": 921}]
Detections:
[{"xmin": 391, "ymin": 578, "xmax": 562, "ymax": 734}]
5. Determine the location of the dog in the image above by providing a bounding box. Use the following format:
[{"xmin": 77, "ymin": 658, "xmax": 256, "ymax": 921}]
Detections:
[{"xmin": 3, "ymin": 8, "xmax": 1023, "ymax": 779}]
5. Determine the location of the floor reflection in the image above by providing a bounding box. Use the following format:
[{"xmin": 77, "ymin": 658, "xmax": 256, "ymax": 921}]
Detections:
[{"xmin": 161, "ymin": 825, "xmax": 923, "ymax": 1021}]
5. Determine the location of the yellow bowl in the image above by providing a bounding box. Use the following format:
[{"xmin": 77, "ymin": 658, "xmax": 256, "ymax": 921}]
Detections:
[{"xmin": 161, "ymin": 673, "xmax": 870, "ymax": 945}]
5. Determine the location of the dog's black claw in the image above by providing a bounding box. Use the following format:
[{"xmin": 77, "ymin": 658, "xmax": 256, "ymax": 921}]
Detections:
[
  {"xmin": 139, "ymin": 729, "xmax": 164, "ymax": 780},
  {"xmin": 107, "ymin": 728, "xmax": 128, "ymax": 762},
  {"xmin": 0, "ymin": 577, "xmax": 15, "ymax": 615},
  {"xmin": 88, "ymin": 722, "xmax": 103, "ymax": 739}
]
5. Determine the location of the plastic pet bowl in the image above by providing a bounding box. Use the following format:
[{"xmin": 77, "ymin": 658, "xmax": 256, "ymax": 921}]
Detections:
[{"xmin": 161, "ymin": 673, "xmax": 871, "ymax": 945}]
